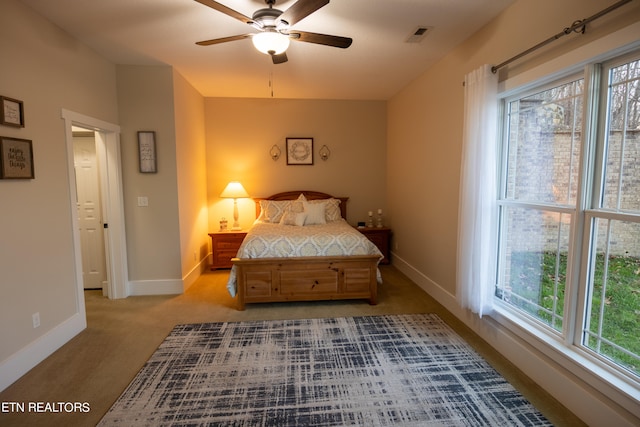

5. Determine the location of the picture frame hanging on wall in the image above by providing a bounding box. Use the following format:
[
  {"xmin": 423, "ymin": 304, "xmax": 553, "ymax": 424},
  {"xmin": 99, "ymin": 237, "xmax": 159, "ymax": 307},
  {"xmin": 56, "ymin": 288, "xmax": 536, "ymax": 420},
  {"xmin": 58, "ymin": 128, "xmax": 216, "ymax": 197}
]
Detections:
[
  {"xmin": 286, "ymin": 137, "xmax": 314, "ymax": 165},
  {"xmin": 0, "ymin": 136, "xmax": 34, "ymax": 179},
  {"xmin": 1, "ymin": 96, "xmax": 25, "ymax": 128},
  {"xmin": 137, "ymin": 131, "xmax": 157, "ymax": 173}
]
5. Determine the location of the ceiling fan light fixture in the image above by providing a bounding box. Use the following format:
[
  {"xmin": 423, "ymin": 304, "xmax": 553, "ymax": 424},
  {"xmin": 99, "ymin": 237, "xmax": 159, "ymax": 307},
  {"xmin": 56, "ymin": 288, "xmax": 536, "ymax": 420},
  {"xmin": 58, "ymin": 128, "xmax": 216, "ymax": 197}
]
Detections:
[{"xmin": 252, "ymin": 31, "xmax": 290, "ymax": 55}]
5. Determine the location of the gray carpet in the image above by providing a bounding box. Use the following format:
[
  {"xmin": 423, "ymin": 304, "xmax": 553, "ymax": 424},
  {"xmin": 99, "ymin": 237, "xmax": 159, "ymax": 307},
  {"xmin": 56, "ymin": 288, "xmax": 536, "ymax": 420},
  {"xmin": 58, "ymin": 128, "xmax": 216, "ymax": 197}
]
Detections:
[{"xmin": 98, "ymin": 314, "xmax": 551, "ymax": 426}]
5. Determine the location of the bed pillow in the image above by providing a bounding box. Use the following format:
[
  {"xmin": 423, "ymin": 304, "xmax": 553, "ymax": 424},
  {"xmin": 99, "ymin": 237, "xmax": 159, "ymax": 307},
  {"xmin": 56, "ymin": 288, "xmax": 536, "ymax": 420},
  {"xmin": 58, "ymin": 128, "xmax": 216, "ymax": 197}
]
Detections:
[
  {"xmin": 303, "ymin": 201, "xmax": 327, "ymax": 225},
  {"xmin": 258, "ymin": 194, "xmax": 306, "ymax": 223},
  {"xmin": 306, "ymin": 198, "xmax": 342, "ymax": 222},
  {"xmin": 279, "ymin": 209, "xmax": 307, "ymax": 226},
  {"xmin": 279, "ymin": 195, "xmax": 306, "ymax": 226},
  {"xmin": 258, "ymin": 200, "xmax": 291, "ymax": 223},
  {"xmin": 323, "ymin": 198, "xmax": 342, "ymax": 221}
]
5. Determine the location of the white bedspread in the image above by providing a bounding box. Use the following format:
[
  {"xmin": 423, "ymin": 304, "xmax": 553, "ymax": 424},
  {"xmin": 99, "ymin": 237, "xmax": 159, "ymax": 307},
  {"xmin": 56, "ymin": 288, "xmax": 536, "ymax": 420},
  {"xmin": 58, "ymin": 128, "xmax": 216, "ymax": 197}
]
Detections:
[{"xmin": 226, "ymin": 219, "xmax": 383, "ymax": 297}]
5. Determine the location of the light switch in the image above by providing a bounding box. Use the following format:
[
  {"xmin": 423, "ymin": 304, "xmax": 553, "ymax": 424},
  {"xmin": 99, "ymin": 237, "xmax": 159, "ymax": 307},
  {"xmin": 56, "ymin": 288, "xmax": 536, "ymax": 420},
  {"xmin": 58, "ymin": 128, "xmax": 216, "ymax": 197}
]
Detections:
[{"xmin": 137, "ymin": 196, "xmax": 149, "ymax": 207}]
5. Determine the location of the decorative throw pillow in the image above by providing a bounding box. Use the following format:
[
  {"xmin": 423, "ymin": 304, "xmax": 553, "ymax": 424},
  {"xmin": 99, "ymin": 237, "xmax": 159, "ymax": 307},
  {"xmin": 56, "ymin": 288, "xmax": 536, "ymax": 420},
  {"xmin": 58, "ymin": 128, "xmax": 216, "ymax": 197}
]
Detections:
[
  {"xmin": 303, "ymin": 201, "xmax": 327, "ymax": 225},
  {"xmin": 258, "ymin": 194, "xmax": 306, "ymax": 223},
  {"xmin": 323, "ymin": 198, "xmax": 342, "ymax": 222},
  {"xmin": 279, "ymin": 209, "xmax": 307, "ymax": 226},
  {"xmin": 289, "ymin": 194, "xmax": 306, "ymax": 214},
  {"xmin": 306, "ymin": 198, "xmax": 342, "ymax": 222},
  {"xmin": 259, "ymin": 200, "xmax": 291, "ymax": 223}
]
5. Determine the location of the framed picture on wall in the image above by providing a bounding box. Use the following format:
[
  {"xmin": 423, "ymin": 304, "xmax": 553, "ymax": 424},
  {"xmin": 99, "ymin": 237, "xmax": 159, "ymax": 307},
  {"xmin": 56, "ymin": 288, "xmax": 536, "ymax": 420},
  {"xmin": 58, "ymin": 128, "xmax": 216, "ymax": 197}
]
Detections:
[
  {"xmin": 137, "ymin": 131, "xmax": 157, "ymax": 173},
  {"xmin": 0, "ymin": 136, "xmax": 34, "ymax": 179},
  {"xmin": 286, "ymin": 138, "xmax": 313, "ymax": 165},
  {"xmin": 1, "ymin": 96, "xmax": 25, "ymax": 128}
]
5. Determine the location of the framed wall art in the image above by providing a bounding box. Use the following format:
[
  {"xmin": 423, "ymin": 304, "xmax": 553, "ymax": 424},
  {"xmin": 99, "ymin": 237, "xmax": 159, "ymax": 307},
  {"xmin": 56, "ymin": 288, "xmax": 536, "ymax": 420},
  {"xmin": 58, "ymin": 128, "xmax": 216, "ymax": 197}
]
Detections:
[
  {"xmin": 0, "ymin": 136, "xmax": 34, "ymax": 179},
  {"xmin": 286, "ymin": 137, "xmax": 314, "ymax": 165},
  {"xmin": 137, "ymin": 131, "xmax": 157, "ymax": 173},
  {"xmin": 1, "ymin": 96, "xmax": 25, "ymax": 128}
]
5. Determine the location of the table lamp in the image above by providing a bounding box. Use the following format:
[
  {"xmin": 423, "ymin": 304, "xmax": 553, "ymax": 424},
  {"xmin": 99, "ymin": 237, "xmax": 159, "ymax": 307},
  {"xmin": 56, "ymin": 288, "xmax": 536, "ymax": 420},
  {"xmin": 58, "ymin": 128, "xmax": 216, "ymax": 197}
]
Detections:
[{"xmin": 220, "ymin": 181, "xmax": 249, "ymax": 230}]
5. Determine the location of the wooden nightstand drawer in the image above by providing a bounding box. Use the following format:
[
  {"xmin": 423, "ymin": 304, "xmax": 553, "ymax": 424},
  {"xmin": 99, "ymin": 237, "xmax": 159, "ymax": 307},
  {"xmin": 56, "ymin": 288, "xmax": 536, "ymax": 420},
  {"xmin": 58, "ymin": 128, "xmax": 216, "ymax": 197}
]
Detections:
[
  {"xmin": 214, "ymin": 249, "xmax": 239, "ymax": 264},
  {"xmin": 209, "ymin": 232, "xmax": 247, "ymax": 269},
  {"xmin": 215, "ymin": 239, "xmax": 244, "ymax": 249}
]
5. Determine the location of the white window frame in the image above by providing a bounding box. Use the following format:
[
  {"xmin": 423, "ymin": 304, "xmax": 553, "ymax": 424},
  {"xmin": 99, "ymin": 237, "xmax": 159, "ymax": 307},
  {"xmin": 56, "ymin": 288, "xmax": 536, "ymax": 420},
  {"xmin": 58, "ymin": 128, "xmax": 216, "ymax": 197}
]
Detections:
[{"xmin": 497, "ymin": 72, "xmax": 585, "ymax": 341}]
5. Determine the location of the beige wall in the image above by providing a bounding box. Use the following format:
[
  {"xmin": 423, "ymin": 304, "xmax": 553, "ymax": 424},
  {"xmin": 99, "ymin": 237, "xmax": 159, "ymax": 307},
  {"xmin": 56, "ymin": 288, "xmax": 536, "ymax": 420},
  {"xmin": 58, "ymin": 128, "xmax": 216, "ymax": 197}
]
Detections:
[
  {"xmin": 173, "ymin": 71, "xmax": 209, "ymax": 285},
  {"xmin": 204, "ymin": 98, "xmax": 387, "ymax": 230},
  {"xmin": 116, "ymin": 65, "xmax": 182, "ymax": 283},
  {"xmin": 0, "ymin": 0, "xmax": 119, "ymax": 361}
]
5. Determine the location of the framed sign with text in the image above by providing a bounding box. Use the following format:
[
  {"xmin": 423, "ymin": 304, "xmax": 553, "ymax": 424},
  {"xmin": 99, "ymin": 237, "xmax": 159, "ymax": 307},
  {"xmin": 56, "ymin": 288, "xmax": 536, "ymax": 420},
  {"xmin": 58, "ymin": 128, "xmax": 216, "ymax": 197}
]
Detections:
[
  {"xmin": 137, "ymin": 131, "xmax": 157, "ymax": 173},
  {"xmin": 0, "ymin": 137, "xmax": 34, "ymax": 179},
  {"xmin": 1, "ymin": 96, "xmax": 25, "ymax": 128}
]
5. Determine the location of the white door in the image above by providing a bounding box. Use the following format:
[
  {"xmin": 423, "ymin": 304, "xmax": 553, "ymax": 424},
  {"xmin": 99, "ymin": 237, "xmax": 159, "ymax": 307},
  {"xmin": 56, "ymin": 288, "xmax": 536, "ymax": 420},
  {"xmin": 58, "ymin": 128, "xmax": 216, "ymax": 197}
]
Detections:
[{"xmin": 73, "ymin": 132, "xmax": 107, "ymax": 289}]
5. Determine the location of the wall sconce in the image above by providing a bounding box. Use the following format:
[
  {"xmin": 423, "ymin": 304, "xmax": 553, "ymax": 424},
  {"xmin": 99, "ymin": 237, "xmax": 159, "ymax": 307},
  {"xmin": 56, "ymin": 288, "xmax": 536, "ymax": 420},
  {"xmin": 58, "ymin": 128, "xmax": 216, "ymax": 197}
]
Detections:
[
  {"xmin": 270, "ymin": 144, "xmax": 281, "ymax": 161},
  {"xmin": 319, "ymin": 145, "xmax": 331, "ymax": 161}
]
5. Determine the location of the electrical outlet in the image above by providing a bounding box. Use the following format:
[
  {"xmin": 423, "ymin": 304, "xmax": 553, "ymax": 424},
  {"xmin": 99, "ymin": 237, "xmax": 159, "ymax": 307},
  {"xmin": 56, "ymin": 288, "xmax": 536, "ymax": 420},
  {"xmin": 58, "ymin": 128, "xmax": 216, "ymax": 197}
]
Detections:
[
  {"xmin": 32, "ymin": 312, "xmax": 40, "ymax": 328},
  {"xmin": 137, "ymin": 196, "xmax": 149, "ymax": 207},
  {"xmin": 193, "ymin": 251, "xmax": 197, "ymax": 261}
]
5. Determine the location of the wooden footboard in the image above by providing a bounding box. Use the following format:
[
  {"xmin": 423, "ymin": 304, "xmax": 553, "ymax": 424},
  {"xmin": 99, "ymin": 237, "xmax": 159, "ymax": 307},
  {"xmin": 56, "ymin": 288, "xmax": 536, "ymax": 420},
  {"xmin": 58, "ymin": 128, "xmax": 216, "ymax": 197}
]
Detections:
[{"xmin": 232, "ymin": 255, "xmax": 379, "ymax": 310}]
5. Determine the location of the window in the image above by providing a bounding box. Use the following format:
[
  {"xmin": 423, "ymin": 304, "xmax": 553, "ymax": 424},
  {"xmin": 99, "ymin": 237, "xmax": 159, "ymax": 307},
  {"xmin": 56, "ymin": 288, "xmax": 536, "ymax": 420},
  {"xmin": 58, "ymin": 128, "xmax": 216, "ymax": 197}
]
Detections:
[
  {"xmin": 496, "ymin": 53, "xmax": 640, "ymax": 381},
  {"xmin": 497, "ymin": 77, "xmax": 583, "ymax": 333},
  {"xmin": 583, "ymin": 57, "xmax": 640, "ymax": 376}
]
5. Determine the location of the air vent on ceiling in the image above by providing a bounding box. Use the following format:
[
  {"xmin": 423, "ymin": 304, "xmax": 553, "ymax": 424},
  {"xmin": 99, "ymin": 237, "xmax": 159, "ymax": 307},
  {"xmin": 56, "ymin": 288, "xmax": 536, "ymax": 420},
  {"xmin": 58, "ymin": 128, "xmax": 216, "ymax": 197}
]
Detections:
[{"xmin": 405, "ymin": 26, "xmax": 432, "ymax": 43}]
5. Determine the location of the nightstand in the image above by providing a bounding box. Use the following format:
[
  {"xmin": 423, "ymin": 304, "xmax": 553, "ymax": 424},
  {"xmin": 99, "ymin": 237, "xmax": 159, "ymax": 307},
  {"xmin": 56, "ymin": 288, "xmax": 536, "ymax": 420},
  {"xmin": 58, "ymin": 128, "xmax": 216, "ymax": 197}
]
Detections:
[
  {"xmin": 357, "ymin": 227, "xmax": 391, "ymax": 264},
  {"xmin": 209, "ymin": 231, "xmax": 247, "ymax": 270}
]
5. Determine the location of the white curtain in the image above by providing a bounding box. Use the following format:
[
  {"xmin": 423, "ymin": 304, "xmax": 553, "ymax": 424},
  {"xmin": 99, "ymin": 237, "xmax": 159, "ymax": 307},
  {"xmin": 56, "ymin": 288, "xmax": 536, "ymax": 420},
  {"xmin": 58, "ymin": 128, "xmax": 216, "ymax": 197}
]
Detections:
[{"xmin": 456, "ymin": 64, "xmax": 499, "ymax": 318}]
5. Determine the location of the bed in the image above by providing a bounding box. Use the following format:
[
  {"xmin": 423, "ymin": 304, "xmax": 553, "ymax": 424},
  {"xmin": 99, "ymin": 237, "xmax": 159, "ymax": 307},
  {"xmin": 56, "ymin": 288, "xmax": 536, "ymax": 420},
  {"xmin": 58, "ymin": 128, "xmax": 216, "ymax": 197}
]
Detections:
[{"xmin": 227, "ymin": 191, "xmax": 383, "ymax": 310}]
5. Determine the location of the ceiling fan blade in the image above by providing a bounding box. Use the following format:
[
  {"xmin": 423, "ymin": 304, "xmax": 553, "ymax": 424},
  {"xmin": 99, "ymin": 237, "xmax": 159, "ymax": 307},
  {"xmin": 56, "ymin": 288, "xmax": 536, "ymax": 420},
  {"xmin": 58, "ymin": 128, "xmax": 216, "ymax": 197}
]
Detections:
[
  {"xmin": 278, "ymin": 0, "xmax": 329, "ymax": 26},
  {"xmin": 271, "ymin": 52, "xmax": 288, "ymax": 64},
  {"xmin": 196, "ymin": 34, "xmax": 252, "ymax": 46},
  {"xmin": 193, "ymin": 0, "xmax": 253, "ymax": 24},
  {"xmin": 288, "ymin": 31, "xmax": 352, "ymax": 49}
]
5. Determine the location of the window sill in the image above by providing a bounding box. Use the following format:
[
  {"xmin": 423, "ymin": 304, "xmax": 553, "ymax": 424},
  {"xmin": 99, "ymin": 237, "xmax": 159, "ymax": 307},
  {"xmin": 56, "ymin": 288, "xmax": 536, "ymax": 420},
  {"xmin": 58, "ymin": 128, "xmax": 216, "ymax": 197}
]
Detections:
[{"xmin": 491, "ymin": 301, "xmax": 640, "ymax": 418}]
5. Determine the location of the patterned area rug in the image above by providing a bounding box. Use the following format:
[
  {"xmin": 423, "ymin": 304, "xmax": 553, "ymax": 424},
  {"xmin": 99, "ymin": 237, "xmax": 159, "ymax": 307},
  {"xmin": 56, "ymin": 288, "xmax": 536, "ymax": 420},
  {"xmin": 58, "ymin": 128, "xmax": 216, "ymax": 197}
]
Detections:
[{"xmin": 99, "ymin": 314, "xmax": 551, "ymax": 426}]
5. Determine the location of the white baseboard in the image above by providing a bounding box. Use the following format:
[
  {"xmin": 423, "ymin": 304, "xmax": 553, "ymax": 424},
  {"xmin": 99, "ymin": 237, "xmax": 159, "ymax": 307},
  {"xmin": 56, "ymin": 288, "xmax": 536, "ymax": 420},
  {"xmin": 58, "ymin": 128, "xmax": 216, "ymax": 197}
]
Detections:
[
  {"xmin": 127, "ymin": 279, "xmax": 184, "ymax": 296},
  {"xmin": 0, "ymin": 312, "xmax": 86, "ymax": 392},
  {"xmin": 390, "ymin": 253, "xmax": 458, "ymax": 312},
  {"xmin": 128, "ymin": 258, "xmax": 209, "ymax": 296},
  {"xmin": 128, "ymin": 257, "xmax": 209, "ymax": 296},
  {"xmin": 182, "ymin": 257, "xmax": 208, "ymax": 292},
  {"xmin": 390, "ymin": 252, "xmax": 639, "ymax": 427}
]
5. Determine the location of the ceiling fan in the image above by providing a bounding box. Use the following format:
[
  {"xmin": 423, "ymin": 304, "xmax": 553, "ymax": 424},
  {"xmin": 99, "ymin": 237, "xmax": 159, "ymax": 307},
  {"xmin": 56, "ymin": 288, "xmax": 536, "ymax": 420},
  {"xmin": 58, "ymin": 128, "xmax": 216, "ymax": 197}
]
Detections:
[{"xmin": 194, "ymin": 0, "xmax": 352, "ymax": 64}]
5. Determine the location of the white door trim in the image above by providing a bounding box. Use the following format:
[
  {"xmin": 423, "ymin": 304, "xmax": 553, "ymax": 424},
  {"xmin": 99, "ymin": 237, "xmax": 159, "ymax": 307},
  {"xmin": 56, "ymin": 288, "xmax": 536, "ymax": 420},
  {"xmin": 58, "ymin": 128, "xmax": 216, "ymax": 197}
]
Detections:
[{"xmin": 62, "ymin": 109, "xmax": 128, "ymax": 300}]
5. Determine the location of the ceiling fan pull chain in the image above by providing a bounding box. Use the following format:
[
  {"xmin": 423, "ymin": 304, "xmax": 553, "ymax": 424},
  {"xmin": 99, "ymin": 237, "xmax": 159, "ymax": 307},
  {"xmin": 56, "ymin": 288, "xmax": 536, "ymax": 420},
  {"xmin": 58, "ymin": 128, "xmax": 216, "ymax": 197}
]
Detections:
[{"xmin": 269, "ymin": 71, "xmax": 274, "ymax": 97}]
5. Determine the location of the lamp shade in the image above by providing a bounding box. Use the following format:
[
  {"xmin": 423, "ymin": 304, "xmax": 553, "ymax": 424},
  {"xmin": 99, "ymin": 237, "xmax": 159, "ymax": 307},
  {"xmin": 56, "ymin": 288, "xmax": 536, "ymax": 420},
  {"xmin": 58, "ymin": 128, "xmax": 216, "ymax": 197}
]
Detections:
[
  {"xmin": 220, "ymin": 181, "xmax": 249, "ymax": 199},
  {"xmin": 252, "ymin": 31, "xmax": 290, "ymax": 55}
]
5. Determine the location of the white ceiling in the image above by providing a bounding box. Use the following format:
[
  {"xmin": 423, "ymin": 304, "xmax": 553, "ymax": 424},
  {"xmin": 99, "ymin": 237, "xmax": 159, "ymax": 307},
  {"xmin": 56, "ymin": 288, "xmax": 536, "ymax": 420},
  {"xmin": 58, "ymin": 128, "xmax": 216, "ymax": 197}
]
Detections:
[{"xmin": 20, "ymin": 0, "xmax": 514, "ymax": 100}]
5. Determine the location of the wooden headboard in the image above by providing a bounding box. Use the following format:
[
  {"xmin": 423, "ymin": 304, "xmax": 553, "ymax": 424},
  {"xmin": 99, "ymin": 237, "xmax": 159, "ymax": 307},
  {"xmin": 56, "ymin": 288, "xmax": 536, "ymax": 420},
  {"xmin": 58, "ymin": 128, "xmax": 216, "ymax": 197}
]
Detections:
[{"xmin": 254, "ymin": 191, "xmax": 349, "ymax": 219}]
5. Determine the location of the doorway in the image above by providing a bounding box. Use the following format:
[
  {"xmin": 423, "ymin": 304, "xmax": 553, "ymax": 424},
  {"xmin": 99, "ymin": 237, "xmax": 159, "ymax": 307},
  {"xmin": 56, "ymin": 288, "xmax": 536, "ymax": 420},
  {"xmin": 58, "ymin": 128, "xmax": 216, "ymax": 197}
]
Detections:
[
  {"xmin": 73, "ymin": 128, "xmax": 107, "ymax": 292},
  {"xmin": 62, "ymin": 109, "xmax": 128, "ymax": 304}
]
